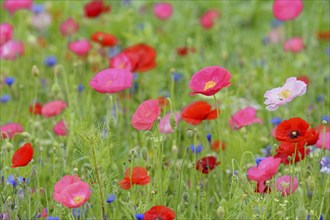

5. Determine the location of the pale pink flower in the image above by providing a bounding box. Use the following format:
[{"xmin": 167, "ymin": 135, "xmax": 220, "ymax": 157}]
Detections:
[
  {"xmin": 273, "ymin": 0, "xmax": 303, "ymax": 21},
  {"xmin": 31, "ymin": 12, "xmax": 52, "ymax": 30},
  {"xmin": 0, "ymin": 23, "xmax": 13, "ymax": 46},
  {"xmin": 159, "ymin": 113, "xmax": 180, "ymax": 134},
  {"xmin": 268, "ymin": 27, "xmax": 284, "ymax": 44},
  {"xmin": 53, "ymin": 175, "xmax": 81, "ymax": 203},
  {"xmin": 109, "ymin": 53, "xmax": 133, "ymax": 71},
  {"xmin": 276, "ymin": 175, "xmax": 298, "ymax": 196},
  {"xmin": 53, "ymin": 120, "xmax": 68, "ymax": 136},
  {"xmin": 68, "ymin": 39, "xmax": 91, "ymax": 56},
  {"xmin": 200, "ymin": 9, "xmax": 219, "ymax": 29},
  {"xmin": 284, "ymin": 37, "xmax": 304, "ymax": 53},
  {"xmin": 42, "ymin": 100, "xmax": 67, "ymax": 118},
  {"xmin": 59, "ymin": 181, "xmax": 91, "ymax": 208},
  {"xmin": 229, "ymin": 107, "xmax": 262, "ymax": 130},
  {"xmin": 60, "ymin": 17, "xmax": 79, "ymax": 37},
  {"xmin": 189, "ymin": 66, "xmax": 231, "ymax": 96},
  {"xmin": 0, "ymin": 123, "xmax": 23, "ymax": 139},
  {"xmin": 132, "ymin": 99, "xmax": 161, "ymax": 130},
  {"xmin": 0, "ymin": 40, "xmax": 24, "ymax": 60},
  {"xmin": 3, "ymin": 0, "xmax": 33, "ymax": 15},
  {"xmin": 89, "ymin": 68, "xmax": 133, "ymax": 93},
  {"xmin": 264, "ymin": 77, "xmax": 307, "ymax": 111},
  {"xmin": 153, "ymin": 2, "xmax": 173, "ymax": 20},
  {"xmin": 315, "ymin": 131, "xmax": 330, "ymax": 150}
]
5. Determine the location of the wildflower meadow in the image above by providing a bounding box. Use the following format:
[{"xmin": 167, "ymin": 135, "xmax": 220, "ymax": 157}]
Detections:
[{"xmin": 1, "ymin": 0, "xmax": 330, "ymax": 219}]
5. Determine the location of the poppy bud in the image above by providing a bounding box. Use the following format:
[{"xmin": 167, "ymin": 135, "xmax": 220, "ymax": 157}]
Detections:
[
  {"xmin": 186, "ymin": 129, "xmax": 194, "ymax": 138},
  {"xmin": 171, "ymin": 144, "xmax": 178, "ymax": 154},
  {"xmin": 216, "ymin": 206, "xmax": 225, "ymax": 218},
  {"xmin": 51, "ymin": 83, "xmax": 61, "ymax": 97},
  {"xmin": 5, "ymin": 141, "xmax": 13, "ymax": 151},
  {"xmin": 54, "ymin": 65, "xmax": 63, "ymax": 75},
  {"xmin": 73, "ymin": 167, "xmax": 78, "ymax": 173},
  {"xmin": 141, "ymin": 147, "xmax": 148, "ymax": 161},
  {"xmin": 169, "ymin": 113, "xmax": 177, "ymax": 130},
  {"xmin": 32, "ymin": 65, "xmax": 40, "ymax": 77},
  {"xmin": 182, "ymin": 192, "xmax": 189, "ymax": 202}
]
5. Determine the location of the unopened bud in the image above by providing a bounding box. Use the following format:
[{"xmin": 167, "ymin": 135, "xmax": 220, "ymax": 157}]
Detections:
[
  {"xmin": 32, "ymin": 65, "xmax": 40, "ymax": 77},
  {"xmin": 216, "ymin": 206, "xmax": 225, "ymax": 218},
  {"xmin": 186, "ymin": 129, "xmax": 193, "ymax": 138}
]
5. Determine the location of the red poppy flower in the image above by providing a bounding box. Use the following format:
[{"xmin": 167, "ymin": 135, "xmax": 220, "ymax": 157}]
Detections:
[
  {"xmin": 176, "ymin": 47, "xmax": 196, "ymax": 56},
  {"xmin": 317, "ymin": 31, "xmax": 330, "ymax": 40},
  {"xmin": 274, "ymin": 145, "xmax": 309, "ymax": 165},
  {"xmin": 121, "ymin": 43, "xmax": 157, "ymax": 72},
  {"xmin": 84, "ymin": 0, "xmax": 110, "ymax": 18},
  {"xmin": 144, "ymin": 206, "xmax": 176, "ymax": 220},
  {"xmin": 91, "ymin": 32, "xmax": 117, "ymax": 47},
  {"xmin": 196, "ymin": 156, "xmax": 220, "ymax": 174},
  {"xmin": 306, "ymin": 128, "xmax": 319, "ymax": 146},
  {"xmin": 29, "ymin": 103, "xmax": 43, "ymax": 115},
  {"xmin": 276, "ymin": 141, "xmax": 306, "ymax": 155},
  {"xmin": 118, "ymin": 167, "xmax": 150, "ymax": 190},
  {"xmin": 181, "ymin": 101, "xmax": 218, "ymax": 125},
  {"xmin": 275, "ymin": 117, "xmax": 310, "ymax": 143},
  {"xmin": 211, "ymin": 140, "xmax": 226, "ymax": 152},
  {"xmin": 11, "ymin": 143, "xmax": 34, "ymax": 168}
]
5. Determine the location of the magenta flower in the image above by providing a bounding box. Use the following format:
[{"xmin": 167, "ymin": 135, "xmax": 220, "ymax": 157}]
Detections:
[
  {"xmin": 0, "ymin": 40, "xmax": 24, "ymax": 60},
  {"xmin": 60, "ymin": 17, "xmax": 79, "ymax": 37},
  {"xmin": 273, "ymin": 0, "xmax": 303, "ymax": 21},
  {"xmin": 284, "ymin": 37, "xmax": 304, "ymax": 53},
  {"xmin": 59, "ymin": 181, "xmax": 91, "ymax": 208},
  {"xmin": 159, "ymin": 112, "xmax": 180, "ymax": 134},
  {"xmin": 276, "ymin": 175, "xmax": 298, "ymax": 196},
  {"xmin": 68, "ymin": 39, "xmax": 91, "ymax": 56},
  {"xmin": 0, "ymin": 23, "xmax": 13, "ymax": 46},
  {"xmin": 0, "ymin": 123, "xmax": 23, "ymax": 139},
  {"xmin": 42, "ymin": 100, "xmax": 67, "ymax": 118},
  {"xmin": 53, "ymin": 120, "xmax": 68, "ymax": 136},
  {"xmin": 247, "ymin": 157, "xmax": 281, "ymax": 193},
  {"xmin": 189, "ymin": 66, "xmax": 231, "ymax": 96},
  {"xmin": 53, "ymin": 175, "xmax": 81, "ymax": 203},
  {"xmin": 89, "ymin": 68, "xmax": 133, "ymax": 94},
  {"xmin": 3, "ymin": 0, "xmax": 32, "ymax": 15},
  {"xmin": 132, "ymin": 99, "xmax": 161, "ymax": 131},
  {"xmin": 153, "ymin": 2, "xmax": 173, "ymax": 20},
  {"xmin": 315, "ymin": 131, "xmax": 330, "ymax": 150},
  {"xmin": 229, "ymin": 107, "xmax": 262, "ymax": 130},
  {"xmin": 264, "ymin": 77, "xmax": 307, "ymax": 111},
  {"xmin": 200, "ymin": 9, "xmax": 219, "ymax": 29},
  {"xmin": 109, "ymin": 53, "xmax": 133, "ymax": 71}
]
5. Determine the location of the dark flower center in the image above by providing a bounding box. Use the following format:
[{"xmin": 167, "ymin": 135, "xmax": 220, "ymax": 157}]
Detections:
[{"xmin": 289, "ymin": 130, "xmax": 300, "ymax": 139}]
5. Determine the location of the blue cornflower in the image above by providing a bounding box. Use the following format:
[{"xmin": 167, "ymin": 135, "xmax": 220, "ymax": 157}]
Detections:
[
  {"xmin": 320, "ymin": 156, "xmax": 330, "ymax": 174},
  {"xmin": 106, "ymin": 194, "xmax": 116, "ymax": 203},
  {"xmin": 190, "ymin": 144, "xmax": 203, "ymax": 153},
  {"xmin": 4, "ymin": 77, "xmax": 15, "ymax": 86},
  {"xmin": 173, "ymin": 72, "xmax": 183, "ymax": 81},
  {"xmin": 261, "ymin": 145, "xmax": 272, "ymax": 157},
  {"xmin": 255, "ymin": 157, "xmax": 265, "ymax": 166},
  {"xmin": 206, "ymin": 133, "xmax": 212, "ymax": 143},
  {"xmin": 44, "ymin": 56, "xmax": 57, "ymax": 67},
  {"xmin": 7, "ymin": 175, "xmax": 17, "ymax": 187},
  {"xmin": 18, "ymin": 177, "xmax": 30, "ymax": 184},
  {"xmin": 320, "ymin": 215, "xmax": 324, "ymax": 220},
  {"xmin": 32, "ymin": 4, "xmax": 45, "ymax": 14},
  {"xmin": 78, "ymin": 84, "xmax": 84, "ymax": 92},
  {"xmin": 326, "ymin": 47, "xmax": 330, "ymax": 56},
  {"xmin": 317, "ymin": 95, "xmax": 324, "ymax": 103},
  {"xmin": 0, "ymin": 94, "xmax": 10, "ymax": 103},
  {"xmin": 271, "ymin": 19, "xmax": 282, "ymax": 28},
  {"xmin": 321, "ymin": 115, "xmax": 329, "ymax": 123},
  {"xmin": 271, "ymin": 117, "xmax": 282, "ymax": 126},
  {"xmin": 46, "ymin": 217, "xmax": 60, "ymax": 220},
  {"xmin": 135, "ymin": 213, "xmax": 144, "ymax": 220}
]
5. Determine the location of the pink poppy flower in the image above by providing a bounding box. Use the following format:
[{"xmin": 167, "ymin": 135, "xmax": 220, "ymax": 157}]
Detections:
[
  {"xmin": 284, "ymin": 37, "xmax": 304, "ymax": 53},
  {"xmin": 0, "ymin": 23, "xmax": 13, "ymax": 46},
  {"xmin": 276, "ymin": 175, "xmax": 298, "ymax": 196},
  {"xmin": 0, "ymin": 123, "xmax": 23, "ymax": 139},
  {"xmin": 315, "ymin": 131, "xmax": 329, "ymax": 150},
  {"xmin": 53, "ymin": 175, "xmax": 81, "ymax": 202},
  {"xmin": 89, "ymin": 68, "xmax": 133, "ymax": 93},
  {"xmin": 200, "ymin": 9, "xmax": 219, "ymax": 29},
  {"xmin": 153, "ymin": 2, "xmax": 173, "ymax": 20},
  {"xmin": 3, "ymin": 0, "xmax": 33, "ymax": 15},
  {"xmin": 109, "ymin": 53, "xmax": 133, "ymax": 71},
  {"xmin": 247, "ymin": 157, "xmax": 281, "ymax": 193},
  {"xmin": 53, "ymin": 120, "xmax": 68, "ymax": 136},
  {"xmin": 229, "ymin": 106, "xmax": 262, "ymax": 130},
  {"xmin": 273, "ymin": 0, "xmax": 303, "ymax": 21},
  {"xmin": 189, "ymin": 66, "xmax": 231, "ymax": 96},
  {"xmin": 31, "ymin": 12, "xmax": 52, "ymax": 30},
  {"xmin": 68, "ymin": 39, "xmax": 91, "ymax": 56},
  {"xmin": 60, "ymin": 17, "xmax": 79, "ymax": 37},
  {"xmin": 132, "ymin": 99, "xmax": 161, "ymax": 130},
  {"xmin": 42, "ymin": 100, "xmax": 67, "ymax": 118},
  {"xmin": 159, "ymin": 112, "xmax": 180, "ymax": 134},
  {"xmin": 59, "ymin": 181, "xmax": 91, "ymax": 208},
  {"xmin": 0, "ymin": 40, "xmax": 24, "ymax": 60},
  {"xmin": 264, "ymin": 77, "xmax": 307, "ymax": 111}
]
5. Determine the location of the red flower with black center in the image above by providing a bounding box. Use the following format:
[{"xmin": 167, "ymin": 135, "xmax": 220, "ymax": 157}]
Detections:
[
  {"xmin": 118, "ymin": 167, "xmax": 150, "ymax": 190},
  {"xmin": 274, "ymin": 145, "xmax": 310, "ymax": 165},
  {"xmin": 275, "ymin": 117, "xmax": 310, "ymax": 143},
  {"xmin": 181, "ymin": 101, "xmax": 218, "ymax": 125},
  {"xmin": 84, "ymin": 0, "xmax": 110, "ymax": 18},
  {"xmin": 29, "ymin": 103, "xmax": 43, "ymax": 115},
  {"xmin": 144, "ymin": 205, "xmax": 176, "ymax": 220},
  {"xmin": 11, "ymin": 143, "xmax": 34, "ymax": 168},
  {"xmin": 91, "ymin": 32, "xmax": 117, "ymax": 47},
  {"xmin": 196, "ymin": 156, "xmax": 220, "ymax": 174},
  {"xmin": 121, "ymin": 43, "xmax": 157, "ymax": 72}
]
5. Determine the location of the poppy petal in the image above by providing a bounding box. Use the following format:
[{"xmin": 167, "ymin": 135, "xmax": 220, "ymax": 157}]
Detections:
[{"xmin": 11, "ymin": 143, "xmax": 34, "ymax": 168}]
